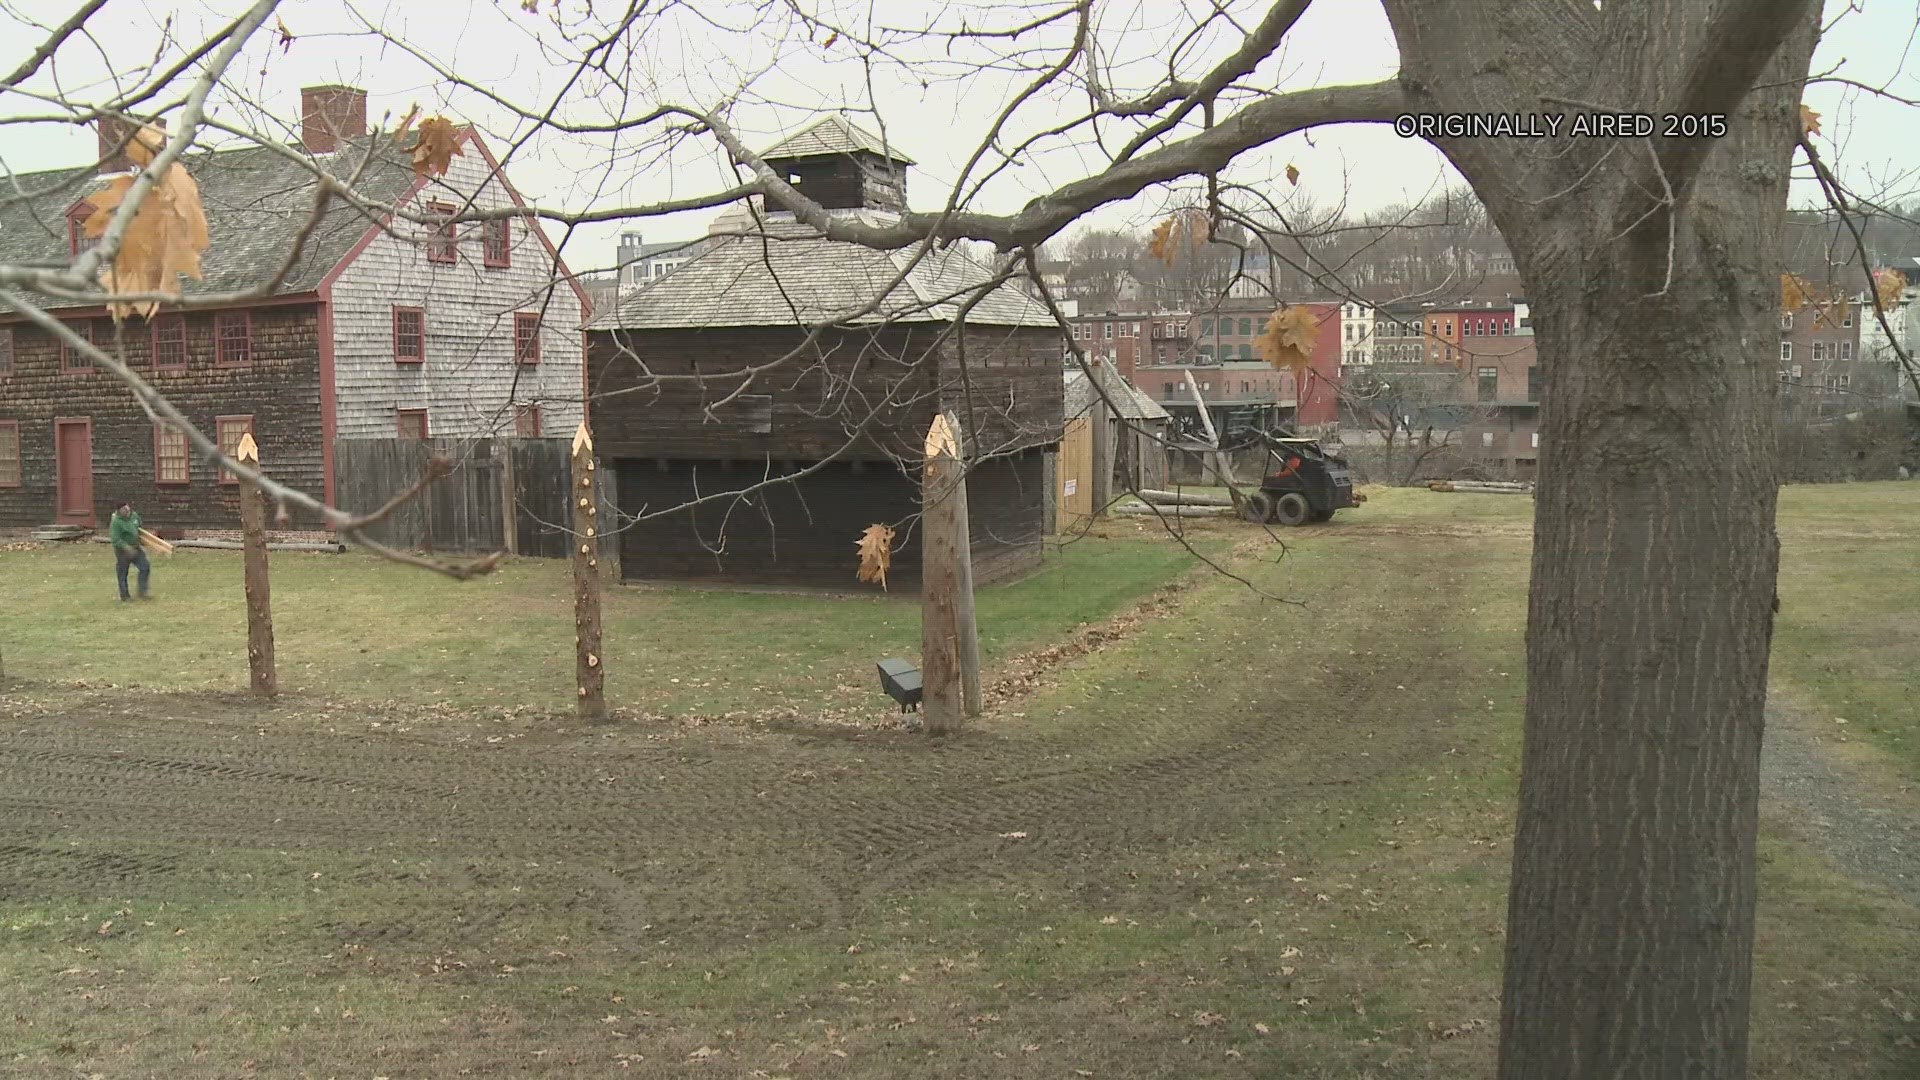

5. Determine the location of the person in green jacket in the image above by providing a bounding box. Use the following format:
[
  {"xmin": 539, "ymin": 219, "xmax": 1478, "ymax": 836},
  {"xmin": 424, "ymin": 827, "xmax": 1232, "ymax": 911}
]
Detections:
[{"xmin": 108, "ymin": 501, "xmax": 151, "ymax": 601}]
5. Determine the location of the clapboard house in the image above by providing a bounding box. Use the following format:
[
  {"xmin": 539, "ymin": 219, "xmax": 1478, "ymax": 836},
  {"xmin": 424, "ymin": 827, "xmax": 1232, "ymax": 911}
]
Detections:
[
  {"xmin": 586, "ymin": 116, "xmax": 1064, "ymax": 588},
  {"xmin": 0, "ymin": 85, "xmax": 585, "ymax": 535}
]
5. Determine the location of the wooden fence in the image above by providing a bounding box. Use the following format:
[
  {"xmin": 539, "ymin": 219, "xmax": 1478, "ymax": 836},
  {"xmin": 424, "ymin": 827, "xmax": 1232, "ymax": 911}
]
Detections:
[{"xmin": 333, "ymin": 437, "xmax": 618, "ymax": 567}]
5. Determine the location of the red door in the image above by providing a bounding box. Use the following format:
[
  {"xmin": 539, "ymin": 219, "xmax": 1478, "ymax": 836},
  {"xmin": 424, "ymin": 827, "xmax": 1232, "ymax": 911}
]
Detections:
[{"xmin": 55, "ymin": 418, "xmax": 93, "ymax": 525}]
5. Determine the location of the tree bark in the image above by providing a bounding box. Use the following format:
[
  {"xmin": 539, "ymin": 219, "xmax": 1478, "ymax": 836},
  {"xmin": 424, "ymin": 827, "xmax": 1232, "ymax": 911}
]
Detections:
[
  {"xmin": 570, "ymin": 424, "xmax": 608, "ymax": 723},
  {"xmin": 1440, "ymin": 9, "xmax": 1823, "ymax": 1076},
  {"xmin": 920, "ymin": 415, "xmax": 970, "ymax": 734},
  {"xmin": 237, "ymin": 437, "xmax": 275, "ymax": 698}
]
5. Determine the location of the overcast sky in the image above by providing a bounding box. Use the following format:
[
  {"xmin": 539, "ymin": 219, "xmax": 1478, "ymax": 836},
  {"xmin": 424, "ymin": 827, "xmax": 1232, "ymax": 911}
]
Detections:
[{"xmin": 1, "ymin": 0, "xmax": 1914, "ymax": 276}]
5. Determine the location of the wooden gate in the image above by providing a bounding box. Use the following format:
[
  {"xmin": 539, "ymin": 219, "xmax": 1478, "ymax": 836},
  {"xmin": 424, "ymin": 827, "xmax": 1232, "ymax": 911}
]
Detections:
[{"xmin": 1056, "ymin": 416, "xmax": 1093, "ymax": 532}]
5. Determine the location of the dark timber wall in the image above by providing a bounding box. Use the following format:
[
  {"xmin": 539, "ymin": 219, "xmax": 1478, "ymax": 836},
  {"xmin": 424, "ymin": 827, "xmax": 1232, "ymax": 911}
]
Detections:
[
  {"xmin": 0, "ymin": 304, "xmax": 326, "ymax": 530},
  {"xmin": 589, "ymin": 320, "xmax": 1062, "ymax": 588},
  {"xmin": 614, "ymin": 448, "xmax": 1047, "ymax": 589}
]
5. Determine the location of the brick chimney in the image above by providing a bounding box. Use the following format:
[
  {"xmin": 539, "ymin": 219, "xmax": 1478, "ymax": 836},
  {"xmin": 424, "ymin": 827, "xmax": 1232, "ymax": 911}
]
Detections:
[
  {"xmin": 96, "ymin": 116, "xmax": 165, "ymax": 174},
  {"xmin": 301, "ymin": 85, "xmax": 367, "ymax": 153}
]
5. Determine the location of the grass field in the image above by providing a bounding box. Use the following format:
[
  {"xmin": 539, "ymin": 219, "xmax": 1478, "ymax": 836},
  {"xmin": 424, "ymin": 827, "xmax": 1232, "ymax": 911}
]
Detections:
[
  {"xmin": 0, "ymin": 529, "xmax": 1204, "ymax": 719},
  {"xmin": 0, "ymin": 486, "xmax": 1914, "ymax": 1078}
]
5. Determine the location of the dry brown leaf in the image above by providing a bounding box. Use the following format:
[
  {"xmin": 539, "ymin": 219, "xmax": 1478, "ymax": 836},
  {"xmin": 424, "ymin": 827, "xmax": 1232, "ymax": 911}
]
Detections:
[
  {"xmin": 275, "ymin": 16, "xmax": 294, "ymax": 52},
  {"xmin": 855, "ymin": 523, "xmax": 894, "ymax": 589},
  {"xmin": 824, "ymin": 30, "xmax": 840, "ymax": 48},
  {"xmin": 1799, "ymin": 104, "xmax": 1821, "ymax": 138},
  {"xmin": 83, "ymin": 123, "xmax": 208, "ymax": 321},
  {"xmin": 1147, "ymin": 209, "xmax": 1207, "ymax": 265},
  {"xmin": 1872, "ymin": 267, "xmax": 1907, "ymax": 312},
  {"xmin": 1285, "ymin": 163, "xmax": 1300, "ymax": 187},
  {"xmin": 411, "ymin": 116, "xmax": 465, "ymax": 178},
  {"xmin": 1258, "ymin": 305, "xmax": 1321, "ymax": 375},
  {"xmin": 1781, "ymin": 272, "xmax": 1812, "ymax": 313}
]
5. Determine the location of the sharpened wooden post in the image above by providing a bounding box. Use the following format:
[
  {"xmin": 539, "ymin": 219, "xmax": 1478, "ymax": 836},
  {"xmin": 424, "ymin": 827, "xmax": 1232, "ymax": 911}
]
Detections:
[
  {"xmin": 571, "ymin": 422, "xmax": 608, "ymax": 723},
  {"xmin": 235, "ymin": 432, "xmax": 276, "ymax": 698},
  {"xmin": 921, "ymin": 414, "xmax": 979, "ymax": 732},
  {"xmin": 946, "ymin": 413, "xmax": 982, "ymax": 718},
  {"xmin": 1089, "ymin": 361, "xmax": 1113, "ymax": 517}
]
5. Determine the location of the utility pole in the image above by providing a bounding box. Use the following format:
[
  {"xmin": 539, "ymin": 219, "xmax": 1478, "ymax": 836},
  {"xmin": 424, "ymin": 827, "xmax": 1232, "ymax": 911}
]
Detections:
[
  {"xmin": 570, "ymin": 422, "xmax": 608, "ymax": 723},
  {"xmin": 236, "ymin": 432, "xmax": 276, "ymax": 698}
]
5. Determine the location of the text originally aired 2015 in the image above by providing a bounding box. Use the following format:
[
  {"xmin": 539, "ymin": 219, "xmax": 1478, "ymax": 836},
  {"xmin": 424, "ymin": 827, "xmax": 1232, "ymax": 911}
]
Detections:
[{"xmin": 1393, "ymin": 112, "xmax": 1728, "ymax": 139}]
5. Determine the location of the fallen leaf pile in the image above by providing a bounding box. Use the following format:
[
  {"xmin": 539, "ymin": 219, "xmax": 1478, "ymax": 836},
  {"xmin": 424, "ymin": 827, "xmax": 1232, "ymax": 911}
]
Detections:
[{"xmin": 83, "ymin": 123, "xmax": 209, "ymax": 321}]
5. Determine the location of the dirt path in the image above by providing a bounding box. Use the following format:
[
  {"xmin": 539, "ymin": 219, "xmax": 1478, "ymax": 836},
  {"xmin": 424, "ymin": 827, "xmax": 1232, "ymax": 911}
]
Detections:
[{"xmin": 1762, "ymin": 695, "xmax": 1920, "ymax": 906}]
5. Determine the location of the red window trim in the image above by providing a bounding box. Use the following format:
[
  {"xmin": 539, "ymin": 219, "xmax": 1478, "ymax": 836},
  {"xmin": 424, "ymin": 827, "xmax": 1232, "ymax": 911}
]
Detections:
[
  {"xmin": 392, "ymin": 305, "xmax": 426, "ymax": 364},
  {"xmin": 153, "ymin": 420, "xmax": 190, "ymax": 486},
  {"xmin": 151, "ymin": 315, "xmax": 187, "ymax": 372},
  {"xmin": 426, "ymin": 202, "xmax": 458, "ymax": 264},
  {"xmin": 396, "ymin": 408, "xmax": 430, "ymax": 440},
  {"xmin": 514, "ymin": 311, "xmax": 541, "ymax": 365},
  {"xmin": 215, "ymin": 414, "xmax": 254, "ymax": 485},
  {"xmin": 215, "ymin": 312, "xmax": 253, "ymax": 368},
  {"xmin": 482, "ymin": 217, "xmax": 512, "ymax": 269},
  {"xmin": 0, "ymin": 326, "xmax": 14, "ymax": 377},
  {"xmin": 0, "ymin": 419, "xmax": 21, "ymax": 487},
  {"xmin": 61, "ymin": 320, "xmax": 93, "ymax": 373}
]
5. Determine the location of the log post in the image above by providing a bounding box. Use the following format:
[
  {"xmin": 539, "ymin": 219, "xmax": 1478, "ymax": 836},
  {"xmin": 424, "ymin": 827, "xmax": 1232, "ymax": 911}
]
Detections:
[
  {"xmin": 235, "ymin": 432, "xmax": 276, "ymax": 698},
  {"xmin": 947, "ymin": 412, "xmax": 982, "ymax": 717},
  {"xmin": 920, "ymin": 413, "xmax": 979, "ymax": 733},
  {"xmin": 1089, "ymin": 360, "xmax": 1113, "ymax": 517},
  {"xmin": 571, "ymin": 422, "xmax": 608, "ymax": 722}
]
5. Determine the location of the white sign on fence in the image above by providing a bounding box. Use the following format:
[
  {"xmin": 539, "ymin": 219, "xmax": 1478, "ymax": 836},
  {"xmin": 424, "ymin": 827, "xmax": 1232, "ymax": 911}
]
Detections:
[{"xmin": 1063, "ymin": 478, "xmax": 1077, "ymax": 496}]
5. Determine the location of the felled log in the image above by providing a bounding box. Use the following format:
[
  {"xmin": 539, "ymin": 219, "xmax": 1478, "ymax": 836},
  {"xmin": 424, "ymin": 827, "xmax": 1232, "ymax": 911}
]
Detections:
[
  {"xmin": 1113, "ymin": 503, "xmax": 1235, "ymax": 518},
  {"xmin": 91, "ymin": 535, "xmax": 344, "ymax": 553},
  {"xmin": 139, "ymin": 528, "xmax": 175, "ymax": 557},
  {"xmin": 1137, "ymin": 488, "xmax": 1236, "ymax": 507}
]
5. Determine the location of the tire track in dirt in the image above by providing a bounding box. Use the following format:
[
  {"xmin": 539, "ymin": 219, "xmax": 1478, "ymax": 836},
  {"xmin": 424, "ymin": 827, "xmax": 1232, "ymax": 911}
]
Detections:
[{"xmin": 0, "ymin": 538, "xmax": 1475, "ymax": 945}]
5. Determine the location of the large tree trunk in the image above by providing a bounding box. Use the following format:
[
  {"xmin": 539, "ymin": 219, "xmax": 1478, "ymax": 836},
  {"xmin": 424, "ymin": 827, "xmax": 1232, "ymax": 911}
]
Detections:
[{"xmin": 1474, "ymin": 16, "xmax": 1820, "ymax": 1075}]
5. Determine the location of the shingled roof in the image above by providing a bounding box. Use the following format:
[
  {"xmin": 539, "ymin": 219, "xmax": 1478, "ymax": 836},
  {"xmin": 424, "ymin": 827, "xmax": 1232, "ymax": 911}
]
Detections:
[
  {"xmin": 587, "ymin": 213, "xmax": 1057, "ymax": 330},
  {"xmin": 760, "ymin": 115, "xmax": 916, "ymax": 166},
  {"xmin": 1065, "ymin": 363, "xmax": 1170, "ymax": 422},
  {"xmin": 0, "ymin": 137, "xmax": 418, "ymax": 310}
]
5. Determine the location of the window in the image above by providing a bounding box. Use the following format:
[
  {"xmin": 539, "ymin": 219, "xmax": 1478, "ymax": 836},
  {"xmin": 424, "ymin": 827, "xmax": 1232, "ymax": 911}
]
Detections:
[
  {"xmin": 1839, "ymin": 341, "xmax": 1853, "ymax": 360},
  {"xmin": 396, "ymin": 409, "xmax": 429, "ymax": 440},
  {"xmin": 1478, "ymin": 366, "xmax": 1499, "ymax": 402},
  {"xmin": 0, "ymin": 421, "xmax": 18, "ymax": 487},
  {"xmin": 215, "ymin": 415, "xmax": 253, "ymax": 484},
  {"xmin": 1811, "ymin": 341, "xmax": 1825, "ymax": 361},
  {"xmin": 154, "ymin": 422, "xmax": 189, "ymax": 485},
  {"xmin": 151, "ymin": 316, "xmax": 186, "ymax": 371},
  {"xmin": 1239, "ymin": 318, "xmax": 1252, "ymax": 336},
  {"xmin": 1481, "ymin": 431, "xmax": 1495, "ymax": 448},
  {"xmin": 483, "ymin": 217, "xmax": 511, "ymax": 268},
  {"xmin": 1198, "ymin": 318, "xmax": 1213, "ymax": 336},
  {"xmin": 1839, "ymin": 373, "xmax": 1851, "ymax": 389},
  {"xmin": 392, "ymin": 306, "xmax": 425, "ymax": 364},
  {"xmin": 1163, "ymin": 382, "xmax": 1175, "ymax": 399},
  {"xmin": 514, "ymin": 404, "xmax": 542, "ymax": 438},
  {"xmin": 1781, "ymin": 312, "xmax": 1793, "ymax": 330},
  {"xmin": 426, "ymin": 202, "xmax": 458, "ymax": 264},
  {"xmin": 67, "ymin": 201, "xmax": 97, "ymax": 257},
  {"xmin": 514, "ymin": 312, "xmax": 542, "ymax": 365},
  {"xmin": 0, "ymin": 328, "xmax": 11, "ymax": 376},
  {"xmin": 1104, "ymin": 323, "xmax": 1113, "ymax": 339},
  {"xmin": 1527, "ymin": 365, "xmax": 1543, "ymax": 402},
  {"xmin": 1444, "ymin": 320, "xmax": 1453, "ymax": 336},
  {"xmin": 1531, "ymin": 432, "xmax": 1540, "ymax": 448},
  {"xmin": 215, "ymin": 312, "xmax": 251, "ymax": 367},
  {"xmin": 61, "ymin": 320, "xmax": 94, "ymax": 372},
  {"xmin": 1842, "ymin": 308, "xmax": 1852, "ymax": 328},
  {"xmin": 1780, "ymin": 342, "xmax": 1792, "ymax": 361}
]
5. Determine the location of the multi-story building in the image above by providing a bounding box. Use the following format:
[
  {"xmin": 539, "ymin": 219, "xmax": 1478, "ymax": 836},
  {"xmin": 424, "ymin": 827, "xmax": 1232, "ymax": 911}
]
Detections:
[
  {"xmin": 1779, "ymin": 293, "xmax": 1866, "ymax": 402},
  {"xmin": 0, "ymin": 85, "xmax": 588, "ymax": 534},
  {"xmin": 1422, "ymin": 302, "xmax": 1517, "ymax": 367},
  {"xmin": 1462, "ymin": 333, "xmax": 1543, "ymax": 476},
  {"xmin": 1371, "ymin": 304, "xmax": 1428, "ymax": 365},
  {"xmin": 1340, "ymin": 300, "xmax": 1376, "ymax": 370}
]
